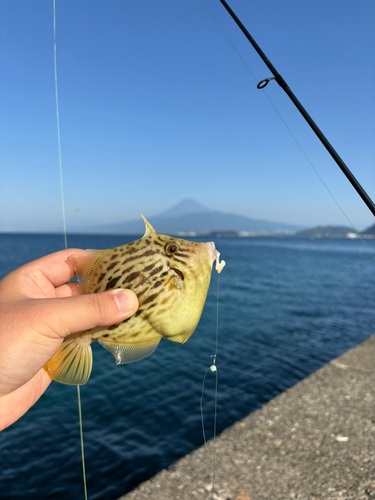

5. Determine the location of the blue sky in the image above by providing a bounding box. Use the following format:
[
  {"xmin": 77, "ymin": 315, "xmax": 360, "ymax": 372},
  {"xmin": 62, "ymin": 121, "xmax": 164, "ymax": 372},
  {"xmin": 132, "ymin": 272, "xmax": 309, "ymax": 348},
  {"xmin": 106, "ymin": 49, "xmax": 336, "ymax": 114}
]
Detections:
[{"xmin": 0, "ymin": 0, "xmax": 374, "ymax": 232}]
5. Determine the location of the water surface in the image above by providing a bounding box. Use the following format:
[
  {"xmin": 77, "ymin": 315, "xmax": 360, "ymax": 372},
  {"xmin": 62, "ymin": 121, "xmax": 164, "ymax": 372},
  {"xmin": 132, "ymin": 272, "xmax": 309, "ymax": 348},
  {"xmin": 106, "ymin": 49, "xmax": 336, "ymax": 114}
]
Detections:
[{"xmin": 0, "ymin": 234, "xmax": 374, "ymax": 499}]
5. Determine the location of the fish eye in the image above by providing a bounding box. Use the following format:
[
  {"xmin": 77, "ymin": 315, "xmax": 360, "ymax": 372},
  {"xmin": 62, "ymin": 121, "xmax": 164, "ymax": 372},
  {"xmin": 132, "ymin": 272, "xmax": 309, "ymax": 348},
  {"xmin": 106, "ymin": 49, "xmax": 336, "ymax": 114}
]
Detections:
[{"xmin": 165, "ymin": 242, "xmax": 179, "ymax": 256}]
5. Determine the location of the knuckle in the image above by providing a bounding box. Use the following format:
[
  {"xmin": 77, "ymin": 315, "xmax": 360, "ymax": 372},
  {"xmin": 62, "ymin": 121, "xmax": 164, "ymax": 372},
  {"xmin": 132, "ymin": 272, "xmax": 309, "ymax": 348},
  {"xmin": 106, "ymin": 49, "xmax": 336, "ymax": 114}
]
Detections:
[{"xmin": 89, "ymin": 292, "xmax": 105, "ymax": 318}]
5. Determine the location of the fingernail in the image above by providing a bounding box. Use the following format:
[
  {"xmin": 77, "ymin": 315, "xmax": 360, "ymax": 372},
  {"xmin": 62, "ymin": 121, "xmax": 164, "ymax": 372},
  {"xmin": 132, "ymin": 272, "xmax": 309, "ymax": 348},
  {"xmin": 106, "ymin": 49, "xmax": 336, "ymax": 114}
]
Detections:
[{"xmin": 113, "ymin": 290, "xmax": 138, "ymax": 312}]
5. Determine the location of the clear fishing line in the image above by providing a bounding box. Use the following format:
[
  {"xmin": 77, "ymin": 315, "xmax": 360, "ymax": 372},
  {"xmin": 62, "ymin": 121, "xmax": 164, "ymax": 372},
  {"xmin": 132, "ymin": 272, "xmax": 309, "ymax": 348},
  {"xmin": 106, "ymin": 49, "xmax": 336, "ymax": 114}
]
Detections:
[
  {"xmin": 53, "ymin": 0, "xmax": 67, "ymax": 251},
  {"xmin": 200, "ymin": 274, "xmax": 220, "ymax": 498},
  {"xmin": 53, "ymin": 2, "xmax": 88, "ymax": 499},
  {"xmin": 199, "ymin": 0, "xmax": 375, "ymax": 262}
]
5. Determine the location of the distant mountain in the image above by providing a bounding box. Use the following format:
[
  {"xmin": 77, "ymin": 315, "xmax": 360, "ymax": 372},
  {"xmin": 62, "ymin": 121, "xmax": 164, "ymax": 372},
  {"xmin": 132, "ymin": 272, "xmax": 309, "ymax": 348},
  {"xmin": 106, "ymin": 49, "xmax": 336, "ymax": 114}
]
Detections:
[
  {"xmin": 83, "ymin": 199, "xmax": 304, "ymax": 235},
  {"xmin": 158, "ymin": 199, "xmax": 213, "ymax": 218},
  {"xmin": 294, "ymin": 225, "xmax": 354, "ymax": 238},
  {"xmin": 362, "ymin": 222, "xmax": 375, "ymax": 235}
]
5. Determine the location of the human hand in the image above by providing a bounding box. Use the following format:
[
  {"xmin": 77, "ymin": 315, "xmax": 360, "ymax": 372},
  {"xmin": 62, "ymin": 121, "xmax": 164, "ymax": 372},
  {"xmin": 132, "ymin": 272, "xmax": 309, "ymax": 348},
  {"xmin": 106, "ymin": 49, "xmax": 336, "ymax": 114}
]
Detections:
[{"xmin": 0, "ymin": 249, "xmax": 138, "ymax": 431}]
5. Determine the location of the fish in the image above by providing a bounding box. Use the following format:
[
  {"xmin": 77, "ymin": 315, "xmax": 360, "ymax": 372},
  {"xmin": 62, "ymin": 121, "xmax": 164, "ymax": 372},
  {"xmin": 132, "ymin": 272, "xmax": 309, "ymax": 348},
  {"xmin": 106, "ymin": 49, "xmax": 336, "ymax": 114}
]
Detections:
[{"xmin": 44, "ymin": 214, "xmax": 225, "ymax": 385}]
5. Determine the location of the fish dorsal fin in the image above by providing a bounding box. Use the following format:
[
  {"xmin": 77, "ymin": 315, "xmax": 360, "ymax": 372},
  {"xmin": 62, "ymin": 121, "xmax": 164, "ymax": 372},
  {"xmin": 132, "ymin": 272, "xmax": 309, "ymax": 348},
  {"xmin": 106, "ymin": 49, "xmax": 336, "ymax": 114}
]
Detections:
[
  {"xmin": 98, "ymin": 341, "xmax": 160, "ymax": 365},
  {"xmin": 68, "ymin": 249, "xmax": 103, "ymax": 294},
  {"xmin": 43, "ymin": 335, "xmax": 93, "ymax": 385},
  {"xmin": 139, "ymin": 212, "xmax": 156, "ymax": 238}
]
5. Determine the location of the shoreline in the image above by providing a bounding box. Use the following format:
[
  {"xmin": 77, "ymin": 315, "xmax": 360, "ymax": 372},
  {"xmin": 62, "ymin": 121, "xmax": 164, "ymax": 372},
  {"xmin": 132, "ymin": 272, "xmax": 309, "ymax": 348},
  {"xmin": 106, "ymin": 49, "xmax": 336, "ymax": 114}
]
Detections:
[{"xmin": 119, "ymin": 335, "xmax": 375, "ymax": 500}]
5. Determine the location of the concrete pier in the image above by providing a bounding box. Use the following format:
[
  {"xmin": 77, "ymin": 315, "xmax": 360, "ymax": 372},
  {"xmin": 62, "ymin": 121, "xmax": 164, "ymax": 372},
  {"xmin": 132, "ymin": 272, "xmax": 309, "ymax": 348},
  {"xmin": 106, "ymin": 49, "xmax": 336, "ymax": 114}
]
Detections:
[{"xmin": 119, "ymin": 335, "xmax": 375, "ymax": 500}]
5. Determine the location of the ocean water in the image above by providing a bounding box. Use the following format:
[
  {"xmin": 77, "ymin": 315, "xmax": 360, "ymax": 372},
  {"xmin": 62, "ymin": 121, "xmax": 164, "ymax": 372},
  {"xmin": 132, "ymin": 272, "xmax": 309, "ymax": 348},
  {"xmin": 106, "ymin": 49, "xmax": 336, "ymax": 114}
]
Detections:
[{"xmin": 0, "ymin": 234, "xmax": 374, "ymax": 500}]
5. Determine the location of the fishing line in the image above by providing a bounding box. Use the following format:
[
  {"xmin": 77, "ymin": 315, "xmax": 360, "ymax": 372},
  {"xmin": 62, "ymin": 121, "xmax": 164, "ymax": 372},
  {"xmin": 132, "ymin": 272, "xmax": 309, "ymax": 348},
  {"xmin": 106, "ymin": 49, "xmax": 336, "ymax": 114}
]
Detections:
[
  {"xmin": 76, "ymin": 382, "xmax": 88, "ymax": 500},
  {"xmin": 200, "ymin": 274, "xmax": 220, "ymax": 498},
  {"xmin": 53, "ymin": 0, "xmax": 67, "ymax": 251},
  {"xmin": 53, "ymin": 2, "xmax": 88, "ymax": 499},
  {"xmin": 199, "ymin": 0, "xmax": 375, "ymax": 261}
]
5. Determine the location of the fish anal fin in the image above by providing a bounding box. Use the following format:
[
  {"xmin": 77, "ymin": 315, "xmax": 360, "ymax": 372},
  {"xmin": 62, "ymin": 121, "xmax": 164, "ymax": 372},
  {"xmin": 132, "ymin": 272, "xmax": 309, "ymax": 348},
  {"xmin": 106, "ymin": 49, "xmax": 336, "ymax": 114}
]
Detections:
[
  {"xmin": 139, "ymin": 212, "xmax": 156, "ymax": 238},
  {"xmin": 68, "ymin": 250, "xmax": 103, "ymax": 294},
  {"xmin": 43, "ymin": 335, "xmax": 93, "ymax": 385},
  {"xmin": 98, "ymin": 341, "xmax": 160, "ymax": 365}
]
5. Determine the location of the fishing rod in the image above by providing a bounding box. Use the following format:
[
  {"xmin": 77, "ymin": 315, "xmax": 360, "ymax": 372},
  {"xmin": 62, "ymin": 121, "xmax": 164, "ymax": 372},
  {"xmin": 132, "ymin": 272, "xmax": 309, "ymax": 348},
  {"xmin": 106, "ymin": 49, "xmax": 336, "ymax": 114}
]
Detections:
[{"xmin": 218, "ymin": 0, "xmax": 375, "ymax": 217}]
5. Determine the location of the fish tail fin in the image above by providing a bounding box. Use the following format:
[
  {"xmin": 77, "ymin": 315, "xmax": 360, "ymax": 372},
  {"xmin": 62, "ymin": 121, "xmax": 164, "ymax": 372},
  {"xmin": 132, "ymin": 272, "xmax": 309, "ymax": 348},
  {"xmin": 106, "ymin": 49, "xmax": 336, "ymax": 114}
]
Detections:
[{"xmin": 43, "ymin": 335, "xmax": 93, "ymax": 385}]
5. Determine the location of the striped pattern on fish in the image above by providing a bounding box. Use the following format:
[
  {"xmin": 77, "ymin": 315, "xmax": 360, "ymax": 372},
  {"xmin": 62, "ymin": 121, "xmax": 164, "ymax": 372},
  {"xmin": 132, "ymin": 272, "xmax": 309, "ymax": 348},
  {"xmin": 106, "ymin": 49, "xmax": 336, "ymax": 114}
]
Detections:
[{"xmin": 43, "ymin": 214, "xmax": 225, "ymax": 385}]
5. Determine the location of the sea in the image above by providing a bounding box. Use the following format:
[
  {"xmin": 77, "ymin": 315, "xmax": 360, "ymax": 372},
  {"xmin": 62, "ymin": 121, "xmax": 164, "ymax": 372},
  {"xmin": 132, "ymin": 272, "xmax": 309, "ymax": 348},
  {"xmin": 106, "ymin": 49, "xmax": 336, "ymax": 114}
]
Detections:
[{"xmin": 0, "ymin": 233, "xmax": 374, "ymax": 500}]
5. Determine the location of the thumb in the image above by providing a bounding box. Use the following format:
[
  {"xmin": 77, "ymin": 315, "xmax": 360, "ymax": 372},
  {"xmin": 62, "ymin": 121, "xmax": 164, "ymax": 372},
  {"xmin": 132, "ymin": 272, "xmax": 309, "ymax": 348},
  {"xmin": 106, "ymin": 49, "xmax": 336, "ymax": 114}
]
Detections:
[{"xmin": 38, "ymin": 289, "xmax": 139, "ymax": 339}]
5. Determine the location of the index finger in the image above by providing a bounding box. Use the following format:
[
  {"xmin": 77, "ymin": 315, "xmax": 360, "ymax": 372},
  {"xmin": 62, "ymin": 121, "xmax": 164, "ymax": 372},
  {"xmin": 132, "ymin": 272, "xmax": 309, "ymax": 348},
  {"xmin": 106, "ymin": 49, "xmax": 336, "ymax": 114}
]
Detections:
[{"xmin": 19, "ymin": 248, "xmax": 84, "ymax": 287}]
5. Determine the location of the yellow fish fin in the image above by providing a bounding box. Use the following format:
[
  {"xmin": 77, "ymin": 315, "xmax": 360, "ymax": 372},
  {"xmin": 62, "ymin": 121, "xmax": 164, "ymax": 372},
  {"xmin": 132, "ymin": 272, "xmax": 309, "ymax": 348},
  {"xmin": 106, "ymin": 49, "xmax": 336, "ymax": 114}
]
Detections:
[
  {"xmin": 139, "ymin": 212, "xmax": 156, "ymax": 238},
  {"xmin": 43, "ymin": 335, "xmax": 93, "ymax": 385},
  {"xmin": 68, "ymin": 249, "xmax": 103, "ymax": 293},
  {"xmin": 98, "ymin": 340, "xmax": 160, "ymax": 365}
]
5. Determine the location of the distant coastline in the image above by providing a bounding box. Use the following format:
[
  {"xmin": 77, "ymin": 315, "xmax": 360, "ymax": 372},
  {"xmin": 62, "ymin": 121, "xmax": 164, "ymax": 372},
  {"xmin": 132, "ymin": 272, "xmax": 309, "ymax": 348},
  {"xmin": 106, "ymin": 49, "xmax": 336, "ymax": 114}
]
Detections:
[
  {"xmin": 180, "ymin": 227, "xmax": 375, "ymax": 239},
  {"xmin": 1, "ymin": 226, "xmax": 375, "ymax": 239},
  {"xmin": 79, "ymin": 200, "xmax": 375, "ymax": 238},
  {"xmin": 2, "ymin": 199, "xmax": 373, "ymax": 236}
]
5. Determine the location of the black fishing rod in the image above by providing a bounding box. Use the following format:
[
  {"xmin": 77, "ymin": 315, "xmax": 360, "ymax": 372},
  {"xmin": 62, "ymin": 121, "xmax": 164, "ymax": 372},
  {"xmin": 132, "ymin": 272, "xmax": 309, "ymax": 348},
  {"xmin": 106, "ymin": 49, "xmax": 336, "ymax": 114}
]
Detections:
[{"xmin": 218, "ymin": 0, "xmax": 375, "ymax": 217}]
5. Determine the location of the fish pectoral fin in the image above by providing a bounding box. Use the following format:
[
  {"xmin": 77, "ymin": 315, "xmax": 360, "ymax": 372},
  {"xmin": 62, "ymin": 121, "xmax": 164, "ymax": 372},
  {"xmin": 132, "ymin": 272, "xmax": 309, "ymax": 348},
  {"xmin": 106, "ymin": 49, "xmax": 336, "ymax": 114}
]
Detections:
[
  {"xmin": 68, "ymin": 249, "xmax": 103, "ymax": 294},
  {"xmin": 98, "ymin": 340, "xmax": 160, "ymax": 365},
  {"xmin": 43, "ymin": 336, "xmax": 93, "ymax": 385}
]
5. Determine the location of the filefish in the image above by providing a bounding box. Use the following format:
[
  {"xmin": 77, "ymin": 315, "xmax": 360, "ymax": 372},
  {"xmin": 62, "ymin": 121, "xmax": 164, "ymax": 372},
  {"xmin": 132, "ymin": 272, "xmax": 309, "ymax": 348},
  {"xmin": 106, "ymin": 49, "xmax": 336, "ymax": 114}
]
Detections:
[{"xmin": 44, "ymin": 214, "xmax": 225, "ymax": 385}]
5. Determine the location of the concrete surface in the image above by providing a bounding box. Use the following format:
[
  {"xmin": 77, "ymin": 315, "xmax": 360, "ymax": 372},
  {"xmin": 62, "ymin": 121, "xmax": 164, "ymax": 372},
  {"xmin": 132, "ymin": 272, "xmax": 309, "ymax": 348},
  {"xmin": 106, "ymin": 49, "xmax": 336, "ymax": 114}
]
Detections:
[{"xmin": 119, "ymin": 335, "xmax": 375, "ymax": 500}]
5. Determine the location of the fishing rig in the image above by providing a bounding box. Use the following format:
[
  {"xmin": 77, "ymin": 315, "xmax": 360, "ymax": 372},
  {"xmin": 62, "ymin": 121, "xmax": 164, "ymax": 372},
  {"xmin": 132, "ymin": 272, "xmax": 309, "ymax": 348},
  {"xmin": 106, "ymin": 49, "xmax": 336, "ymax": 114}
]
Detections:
[{"xmin": 218, "ymin": 0, "xmax": 375, "ymax": 217}]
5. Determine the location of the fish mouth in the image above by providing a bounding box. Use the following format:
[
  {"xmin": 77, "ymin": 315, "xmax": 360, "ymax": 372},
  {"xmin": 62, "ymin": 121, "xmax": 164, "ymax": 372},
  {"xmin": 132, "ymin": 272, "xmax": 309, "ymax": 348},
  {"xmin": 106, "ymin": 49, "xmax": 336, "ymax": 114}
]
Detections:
[
  {"xmin": 205, "ymin": 241, "xmax": 219, "ymax": 261},
  {"xmin": 205, "ymin": 241, "xmax": 226, "ymax": 273},
  {"xmin": 171, "ymin": 267, "xmax": 184, "ymax": 281}
]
